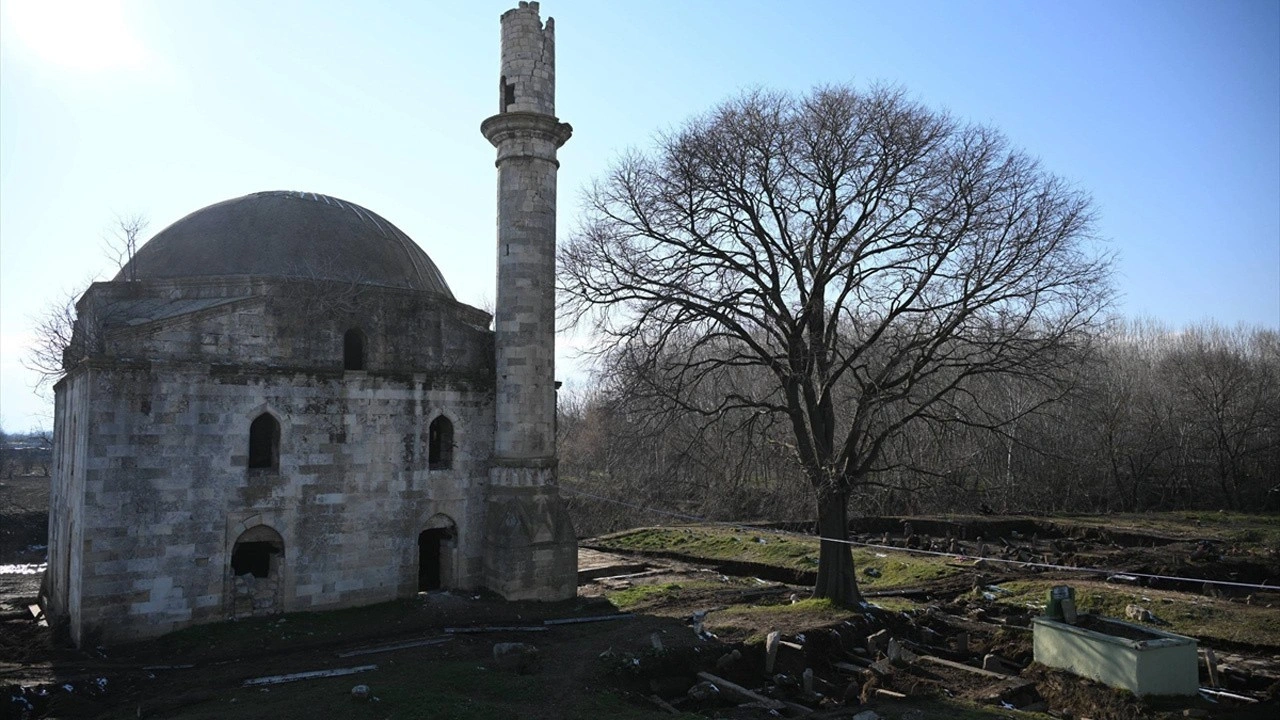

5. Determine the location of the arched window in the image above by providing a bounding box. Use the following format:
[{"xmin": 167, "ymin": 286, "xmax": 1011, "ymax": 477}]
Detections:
[
  {"xmin": 428, "ymin": 415, "xmax": 454, "ymax": 470},
  {"xmin": 248, "ymin": 413, "xmax": 280, "ymax": 470},
  {"xmin": 343, "ymin": 328, "xmax": 365, "ymax": 371}
]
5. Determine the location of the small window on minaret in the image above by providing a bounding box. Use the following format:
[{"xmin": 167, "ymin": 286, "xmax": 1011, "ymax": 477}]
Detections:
[
  {"xmin": 502, "ymin": 76, "xmax": 516, "ymax": 111},
  {"xmin": 344, "ymin": 328, "xmax": 366, "ymax": 371}
]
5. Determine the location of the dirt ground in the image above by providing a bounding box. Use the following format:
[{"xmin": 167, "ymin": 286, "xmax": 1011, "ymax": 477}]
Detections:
[{"xmin": 3, "ymin": 485, "xmax": 1279, "ymax": 719}]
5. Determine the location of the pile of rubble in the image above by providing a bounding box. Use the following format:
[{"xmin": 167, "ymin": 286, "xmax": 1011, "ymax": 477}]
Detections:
[{"xmin": 585, "ymin": 596, "xmax": 1277, "ymax": 719}]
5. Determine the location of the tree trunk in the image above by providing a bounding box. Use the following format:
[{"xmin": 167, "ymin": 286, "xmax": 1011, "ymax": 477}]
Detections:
[{"xmin": 812, "ymin": 487, "xmax": 861, "ymax": 605}]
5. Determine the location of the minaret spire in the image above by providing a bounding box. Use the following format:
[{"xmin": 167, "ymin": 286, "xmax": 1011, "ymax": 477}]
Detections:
[{"xmin": 480, "ymin": 1, "xmax": 576, "ymax": 601}]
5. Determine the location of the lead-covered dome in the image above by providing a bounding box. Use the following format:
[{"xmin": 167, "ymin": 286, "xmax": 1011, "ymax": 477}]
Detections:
[{"xmin": 115, "ymin": 191, "xmax": 453, "ymax": 297}]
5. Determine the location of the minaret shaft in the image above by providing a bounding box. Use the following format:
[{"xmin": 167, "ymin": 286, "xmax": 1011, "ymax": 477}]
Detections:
[
  {"xmin": 482, "ymin": 2, "xmax": 571, "ymax": 466},
  {"xmin": 480, "ymin": 1, "xmax": 576, "ymax": 602}
]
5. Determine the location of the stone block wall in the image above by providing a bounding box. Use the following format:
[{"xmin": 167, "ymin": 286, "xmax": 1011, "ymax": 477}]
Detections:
[
  {"xmin": 52, "ymin": 335, "xmax": 494, "ymax": 644},
  {"xmin": 82, "ymin": 278, "xmax": 493, "ymax": 378}
]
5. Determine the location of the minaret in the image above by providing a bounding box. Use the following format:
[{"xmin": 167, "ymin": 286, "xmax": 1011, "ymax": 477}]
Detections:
[{"xmin": 480, "ymin": 1, "xmax": 576, "ymax": 601}]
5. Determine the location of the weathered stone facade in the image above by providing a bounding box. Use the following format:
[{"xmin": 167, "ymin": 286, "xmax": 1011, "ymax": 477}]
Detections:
[{"xmin": 45, "ymin": 2, "xmax": 577, "ymax": 646}]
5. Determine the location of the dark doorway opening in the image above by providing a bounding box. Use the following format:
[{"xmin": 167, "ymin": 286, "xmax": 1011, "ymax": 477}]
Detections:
[
  {"xmin": 417, "ymin": 528, "xmax": 452, "ymax": 591},
  {"xmin": 231, "ymin": 541, "xmax": 277, "ymax": 578}
]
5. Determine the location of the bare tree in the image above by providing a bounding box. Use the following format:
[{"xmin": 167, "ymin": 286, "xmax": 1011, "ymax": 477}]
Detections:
[
  {"xmin": 24, "ymin": 287, "xmax": 87, "ymax": 392},
  {"xmin": 560, "ymin": 86, "xmax": 1113, "ymax": 604},
  {"xmin": 26, "ymin": 215, "xmax": 150, "ymax": 391},
  {"xmin": 103, "ymin": 213, "xmax": 149, "ymax": 282}
]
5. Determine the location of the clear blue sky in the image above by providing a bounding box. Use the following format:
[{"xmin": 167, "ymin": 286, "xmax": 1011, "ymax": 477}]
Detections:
[{"xmin": 2, "ymin": 0, "xmax": 1277, "ymax": 432}]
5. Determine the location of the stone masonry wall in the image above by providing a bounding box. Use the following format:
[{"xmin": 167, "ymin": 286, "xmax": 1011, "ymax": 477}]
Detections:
[
  {"xmin": 86, "ymin": 278, "xmax": 493, "ymax": 378},
  {"xmin": 63, "ymin": 360, "xmax": 492, "ymax": 644}
]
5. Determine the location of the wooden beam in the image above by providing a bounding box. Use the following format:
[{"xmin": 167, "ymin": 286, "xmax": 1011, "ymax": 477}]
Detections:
[
  {"xmin": 918, "ymin": 655, "xmax": 1011, "ymax": 679},
  {"xmin": 696, "ymin": 671, "xmax": 783, "ymax": 710},
  {"xmin": 243, "ymin": 664, "xmax": 377, "ymax": 687}
]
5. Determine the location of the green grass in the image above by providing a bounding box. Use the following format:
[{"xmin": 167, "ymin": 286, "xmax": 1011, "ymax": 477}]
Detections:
[
  {"xmin": 726, "ymin": 596, "xmax": 842, "ymax": 617},
  {"xmin": 606, "ymin": 580, "xmax": 722, "ymax": 610},
  {"xmin": 990, "ymin": 579, "xmax": 1280, "ymax": 647},
  {"xmin": 601, "ymin": 526, "xmax": 819, "ymax": 569},
  {"xmin": 598, "ymin": 526, "xmax": 958, "ymax": 588},
  {"xmin": 1043, "ymin": 511, "xmax": 1280, "ymax": 547}
]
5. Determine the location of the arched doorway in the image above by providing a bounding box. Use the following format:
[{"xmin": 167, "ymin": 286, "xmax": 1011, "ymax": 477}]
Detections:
[
  {"xmin": 417, "ymin": 515, "xmax": 457, "ymax": 592},
  {"xmin": 230, "ymin": 525, "xmax": 284, "ymax": 617}
]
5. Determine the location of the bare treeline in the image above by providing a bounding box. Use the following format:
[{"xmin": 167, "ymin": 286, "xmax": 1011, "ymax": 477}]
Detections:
[{"xmin": 559, "ymin": 319, "xmax": 1280, "ymax": 536}]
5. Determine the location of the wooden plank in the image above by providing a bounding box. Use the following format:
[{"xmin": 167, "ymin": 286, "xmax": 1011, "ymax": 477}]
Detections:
[
  {"xmin": 1198, "ymin": 687, "xmax": 1258, "ymax": 703},
  {"xmin": 543, "ymin": 613, "xmax": 634, "ymax": 626},
  {"xmin": 696, "ymin": 671, "xmax": 784, "ymax": 710},
  {"xmin": 337, "ymin": 636, "xmax": 451, "ymax": 657},
  {"xmin": 243, "ymin": 664, "xmax": 377, "ymax": 687},
  {"xmin": 864, "ymin": 588, "xmax": 928, "ymax": 598},
  {"xmin": 919, "ymin": 655, "xmax": 1011, "ymax": 679},
  {"xmin": 874, "ymin": 688, "xmax": 908, "ymax": 699},
  {"xmin": 444, "ymin": 625, "xmax": 547, "ymax": 634}
]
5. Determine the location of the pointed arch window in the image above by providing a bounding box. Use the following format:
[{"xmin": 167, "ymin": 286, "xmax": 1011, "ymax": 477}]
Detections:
[
  {"xmin": 428, "ymin": 416, "xmax": 454, "ymax": 470},
  {"xmin": 248, "ymin": 413, "xmax": 280, "ymax": 470},
  {"xmin": 343, "ymin": 328, "xmax": 366, "ymax": 371}
]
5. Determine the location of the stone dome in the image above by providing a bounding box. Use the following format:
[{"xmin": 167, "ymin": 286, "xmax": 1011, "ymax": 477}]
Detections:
[{"xmin": 115, "ymin": 191, "xmax": 453, "ymax": 297}]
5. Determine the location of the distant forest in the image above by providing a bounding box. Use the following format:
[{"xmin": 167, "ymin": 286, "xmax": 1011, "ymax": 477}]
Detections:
[{"xmin": 559, "ymin": 320, "xmax": 1279, "ymax": 536}]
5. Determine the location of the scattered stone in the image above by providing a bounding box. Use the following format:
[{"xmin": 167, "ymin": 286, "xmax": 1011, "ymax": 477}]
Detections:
[
  {"xmin": 686, "ymin": 680, "xmax": 719, "ymax": 702},
  {"xmin": 887, "ymin": 638, "xmax": 918, "ymax": 664},
  {"xmin": 852, "ymin": 710, "xmax": 884, "ymax": 720},
  {"xmin": 901, "ymin": 710, "xmax": 925, "ymax": 720},
  {"xmin": 350, "ymin": 684, "xmax": 370, "ymax": 700},
  {"xmin": 982, "ymin": 653, "xmax": 1019, "ymax": 675},
  {"xmin": 862, "ymin": 567, "xmax": 882, "ymax": 578},
  {"xmin": 492, "ymin": 642, "xmax": 540, "ymax": 675},
  {"xmin": 766, "ymin": 631, "xmax": 780, "ymax": 673},
  {"xmin": 715, "ymin": 649, "xmax": 741, "ymax": 669}
]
